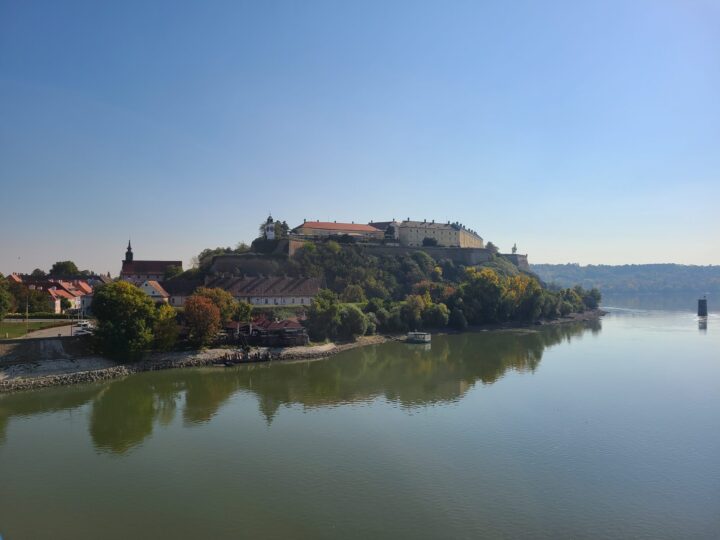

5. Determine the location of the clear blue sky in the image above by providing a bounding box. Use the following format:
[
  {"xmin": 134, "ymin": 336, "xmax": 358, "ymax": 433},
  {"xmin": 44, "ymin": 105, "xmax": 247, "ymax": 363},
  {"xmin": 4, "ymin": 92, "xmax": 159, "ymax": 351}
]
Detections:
[{"xmin": 1, "ymin": 0, "xmax": 718, "ymax": 275}]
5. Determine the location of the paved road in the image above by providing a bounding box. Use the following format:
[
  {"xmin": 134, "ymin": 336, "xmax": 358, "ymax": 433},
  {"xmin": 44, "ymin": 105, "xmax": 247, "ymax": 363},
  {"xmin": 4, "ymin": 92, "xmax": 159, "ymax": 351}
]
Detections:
[
  {"xmin": 23, "ymin": 324, "xmax": 75, "ymax": 339},
  {"xmin": 2, "ymin": 318, "xmax": 77, "ymax": 323}
]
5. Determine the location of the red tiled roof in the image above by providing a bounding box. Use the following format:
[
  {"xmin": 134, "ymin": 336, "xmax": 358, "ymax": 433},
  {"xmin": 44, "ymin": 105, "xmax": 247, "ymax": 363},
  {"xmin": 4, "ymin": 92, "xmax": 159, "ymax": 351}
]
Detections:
[
  {"xmin": 28, "ymin": 281, "xmax": 81, "ymax": 298},
  {"xmin": 121, "ymin": 260, "xmax": 182, "ymax": 275},
  {"xmin": 47, "ymin": 288, "xmax": 74, "ymax": 300},
  {"xmin": 267, "ymin": 319, "xmax": 303, "ymax": 331},
  {"xmin": 161, "ymin": 278, "xmax": 201, "ymax": 296},
  {"xmin": 249, "ymin": 317, "xmax": 304, "ymax": 331},
  {"xmin": 294, "ymin": 221, "xmax": 380, "ymax": 233},
  {"xmin": 145, "ymin": 280, "xmax": 169, "ymax": 297}
]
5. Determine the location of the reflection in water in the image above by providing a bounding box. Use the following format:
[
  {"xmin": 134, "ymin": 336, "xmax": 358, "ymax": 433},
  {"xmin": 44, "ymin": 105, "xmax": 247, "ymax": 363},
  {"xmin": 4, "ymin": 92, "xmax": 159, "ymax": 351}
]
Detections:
[
  {"xmin": 699, "ymin": 318, "xmax": 707, "ymax": 333},
  {"xmin": 0, "ymin": 321, "xmax": 598, "ymax": 454},
  {"xmin": 603, "ymin": 293, "xmax": 712, "ymax": 312}
]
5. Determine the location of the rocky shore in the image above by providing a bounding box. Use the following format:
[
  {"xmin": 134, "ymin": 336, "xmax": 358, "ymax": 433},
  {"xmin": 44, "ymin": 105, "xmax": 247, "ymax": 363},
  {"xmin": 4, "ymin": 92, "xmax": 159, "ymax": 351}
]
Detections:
[
  {"xmin": 0, "ymin": 335, "xmax": 387, "ymax": 393},
  {"xmin": 0, "ymin": 311, "xmax": 603, "ymax": 393}
]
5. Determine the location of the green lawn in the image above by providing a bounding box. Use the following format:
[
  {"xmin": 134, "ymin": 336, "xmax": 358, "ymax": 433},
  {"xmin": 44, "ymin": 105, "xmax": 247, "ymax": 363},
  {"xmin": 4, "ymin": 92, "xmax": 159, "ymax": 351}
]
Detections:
[{"xmin": 0, "ymin": 321, "xmax": 71, "ymax": 340}]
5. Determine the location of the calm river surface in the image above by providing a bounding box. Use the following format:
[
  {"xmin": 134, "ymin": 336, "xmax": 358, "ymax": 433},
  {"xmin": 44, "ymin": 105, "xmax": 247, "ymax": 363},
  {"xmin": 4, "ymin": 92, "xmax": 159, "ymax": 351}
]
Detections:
[{"xmin": 1, "ymin": 305, "xmax": 719, "ymax": 539}]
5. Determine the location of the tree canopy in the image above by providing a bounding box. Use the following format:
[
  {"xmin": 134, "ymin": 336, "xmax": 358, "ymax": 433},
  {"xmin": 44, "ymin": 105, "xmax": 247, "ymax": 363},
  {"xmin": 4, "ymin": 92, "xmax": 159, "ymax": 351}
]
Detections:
[
  {"xmin": 183, "ymin": 295, "xmax": 221, "ymax": 345},
  {"xmin": 92, "ymin": 281, "xmax": 157, "ymax": 357},
  {"xmin": 49, "ymin": 260, "xmax": 80, "ymax": 275}
]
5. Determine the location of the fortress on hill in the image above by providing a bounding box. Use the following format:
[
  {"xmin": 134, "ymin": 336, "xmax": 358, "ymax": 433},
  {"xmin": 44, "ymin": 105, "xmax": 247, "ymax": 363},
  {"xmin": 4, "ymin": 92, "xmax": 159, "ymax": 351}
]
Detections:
[
  {"xmin": 210, "ymin": 216, "xmax": 530, "ymax": 274},
  {"xmin": 291, "ymin": 218, "xmax": 484, "ymax": 249}
]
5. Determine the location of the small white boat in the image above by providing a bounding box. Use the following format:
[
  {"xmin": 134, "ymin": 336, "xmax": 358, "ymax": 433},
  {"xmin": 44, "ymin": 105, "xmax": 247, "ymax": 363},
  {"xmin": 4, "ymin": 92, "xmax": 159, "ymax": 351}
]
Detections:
[{"xmin": 406, "ymin": 331, "xmax": 431, "ymax": 343}]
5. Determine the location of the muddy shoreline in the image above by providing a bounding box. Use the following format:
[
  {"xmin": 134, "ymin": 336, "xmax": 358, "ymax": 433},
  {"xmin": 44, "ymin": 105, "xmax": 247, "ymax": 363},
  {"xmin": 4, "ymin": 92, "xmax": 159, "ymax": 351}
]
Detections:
[{"xmin": 0, "ymin": 310, "xmax": 605, "ymax": 393}]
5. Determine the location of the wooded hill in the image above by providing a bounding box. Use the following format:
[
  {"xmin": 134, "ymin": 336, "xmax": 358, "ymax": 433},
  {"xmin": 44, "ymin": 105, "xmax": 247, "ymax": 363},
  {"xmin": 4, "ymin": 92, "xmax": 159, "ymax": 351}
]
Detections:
[{"xmin": 531, "ymin": 263, "xmax": 720, "ymax": 294}]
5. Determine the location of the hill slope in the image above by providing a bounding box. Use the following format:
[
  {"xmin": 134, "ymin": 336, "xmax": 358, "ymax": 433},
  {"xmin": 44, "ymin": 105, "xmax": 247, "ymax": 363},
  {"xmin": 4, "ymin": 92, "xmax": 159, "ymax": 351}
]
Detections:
[{"xmin": 531, "ymin": 264, "xmax": 720, "ymax": 294}]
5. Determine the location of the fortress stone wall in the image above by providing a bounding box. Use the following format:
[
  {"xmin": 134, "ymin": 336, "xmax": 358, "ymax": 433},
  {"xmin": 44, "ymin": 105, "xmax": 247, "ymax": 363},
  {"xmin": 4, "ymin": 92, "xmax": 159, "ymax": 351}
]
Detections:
[{"xmin": 355, "ymin": 244, "xmax": 494, "ymax": 265}]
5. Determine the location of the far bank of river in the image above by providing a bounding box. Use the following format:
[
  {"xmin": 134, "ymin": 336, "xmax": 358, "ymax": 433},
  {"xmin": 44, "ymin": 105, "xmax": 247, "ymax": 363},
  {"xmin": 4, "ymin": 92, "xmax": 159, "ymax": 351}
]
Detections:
[{"xmin": 0, "ymin": 309, "xmax": 605, "ymax": 393}]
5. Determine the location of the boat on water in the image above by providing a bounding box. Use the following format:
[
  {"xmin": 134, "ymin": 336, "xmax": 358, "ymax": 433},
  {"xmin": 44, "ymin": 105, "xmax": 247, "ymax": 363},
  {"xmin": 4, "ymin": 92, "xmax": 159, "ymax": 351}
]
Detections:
[{"xmin": 406, "ymin": 331, "xmax": 431, "ymax": 343}]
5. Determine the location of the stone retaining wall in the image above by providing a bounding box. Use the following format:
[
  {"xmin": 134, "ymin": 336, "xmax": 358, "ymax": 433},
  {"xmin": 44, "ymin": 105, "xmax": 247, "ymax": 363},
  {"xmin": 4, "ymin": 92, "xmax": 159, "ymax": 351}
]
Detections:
[{"xmin": 0, "ymin": 337, "xmax": 92, "ymax": 365}]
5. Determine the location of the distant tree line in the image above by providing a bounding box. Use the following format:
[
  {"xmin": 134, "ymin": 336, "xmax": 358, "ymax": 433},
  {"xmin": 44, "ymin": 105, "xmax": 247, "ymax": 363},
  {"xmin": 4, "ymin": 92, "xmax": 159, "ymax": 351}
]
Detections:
[{"xmin": 532, "ymin": 263, "xmax": 720, "ymax": 294}]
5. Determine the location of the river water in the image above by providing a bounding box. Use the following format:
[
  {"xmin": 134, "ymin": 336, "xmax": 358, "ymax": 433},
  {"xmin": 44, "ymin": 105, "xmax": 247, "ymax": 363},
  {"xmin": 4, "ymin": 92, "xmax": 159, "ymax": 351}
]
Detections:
[{"xmin": 1, "ymin": 304, "xmax": 718, "ymax": 539}]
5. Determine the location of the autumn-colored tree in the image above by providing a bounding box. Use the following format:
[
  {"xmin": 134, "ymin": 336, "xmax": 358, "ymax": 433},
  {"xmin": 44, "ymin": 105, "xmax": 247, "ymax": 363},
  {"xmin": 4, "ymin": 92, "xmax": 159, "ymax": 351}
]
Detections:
[
  {"xmin": 194, "ymin": 287, "xmax": 238, "ymax": 323},
  {"xmin": 184, "ymin": 295, "xmax": 221, "ymax": 345}
]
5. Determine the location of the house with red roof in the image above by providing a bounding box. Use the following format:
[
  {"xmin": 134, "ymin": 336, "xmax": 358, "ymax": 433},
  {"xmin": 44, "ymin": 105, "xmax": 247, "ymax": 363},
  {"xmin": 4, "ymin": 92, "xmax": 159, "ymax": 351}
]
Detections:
[
  {"xmin": 139, "ymin": 280, "xmax": 170, "ymax": 304},
  {"xmin": 120, "ymin": 241, "xmax": 182, "ymax": 283}
]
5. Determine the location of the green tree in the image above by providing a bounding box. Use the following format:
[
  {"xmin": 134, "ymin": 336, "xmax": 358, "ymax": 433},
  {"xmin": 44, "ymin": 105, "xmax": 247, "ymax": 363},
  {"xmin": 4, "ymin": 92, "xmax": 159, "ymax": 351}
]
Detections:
[
  {"xmin": 582, "ymin": 287, "xmax": 602, "ymax": 309},
  {"xmin": 422, "ymin": 303, "xmax": 450, "ymax": 327},
  {"xmin": 184, "ymin": 295, "xmax": 221, "ymax": 345},
  {"xmin": 30, "ymin": 268, "xmax": 47, "ymax": 278},
  {"xmin": 449, "ymin": 308, "xmax": 468, "ymax": 330},
  {"xmin": 338, "ymin": 305, "xmax": 368, "ymax": 341},
  {"xmin": 92, "ymin": 282, "xmax": 157, "ymax": 357},
  {"xmin": 154, "ymin": 304, "xmax": 180, "ymax": 351},
  {"xmin": 305, "ymin": 289, "xmax": 341, "ymax": 341},
  {"xmin": 194, "ymin": 287, "xmax": 239, "ymax": 323},
  {"xmin": 0, "ymin": 286, "xmax": 12, "ymax": 320},
  {"xmin": 341, "ymin": 284, "xmax": 367, "ymax": 303},
  {"xmin": 49, "ymin": 260, "xmax": 80, "ymax": 276},
  {"xmin": 233, "ymin": 300, "xmax": 253, "ymax": 323},
  {"xmin": 60, "ymin": 298, "xmax": 72, "ymax": 312},
  {"xmin": 485, "ymin": 242, "xmax": 499, "ymax": 254},
  {"xmin": 457, "ymin": 267, "xmax": 504, "ymax": 323},
  {"xmin": 8, "ymin": 283, "xmax": 51, "ymax": 313},
  {"xmin": 401, "ymin": 294, "xmax": 426, "ymax": 330}
]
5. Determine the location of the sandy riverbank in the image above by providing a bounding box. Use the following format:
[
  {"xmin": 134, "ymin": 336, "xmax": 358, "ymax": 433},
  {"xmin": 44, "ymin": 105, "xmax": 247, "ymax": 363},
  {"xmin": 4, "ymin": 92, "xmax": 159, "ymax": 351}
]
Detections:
[{"xmin": 0, "ymin": 311, "xmax": 603, "ymax": 393}]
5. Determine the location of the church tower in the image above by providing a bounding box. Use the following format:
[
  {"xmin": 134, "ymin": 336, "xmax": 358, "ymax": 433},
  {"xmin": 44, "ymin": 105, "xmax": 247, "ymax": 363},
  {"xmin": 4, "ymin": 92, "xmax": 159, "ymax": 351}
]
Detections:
[
  {"xmin": 125, "ymin": 240, "xmax": 134, "ymax": 263},
  {"xmin": 265, "ymin": 215, "xmax": 276, "ymax": 240}
]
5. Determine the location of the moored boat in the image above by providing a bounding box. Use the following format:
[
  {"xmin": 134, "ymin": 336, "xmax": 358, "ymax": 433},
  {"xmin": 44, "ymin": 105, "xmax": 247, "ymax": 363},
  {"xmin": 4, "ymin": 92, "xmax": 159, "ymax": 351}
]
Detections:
[{"xmin": 406, "ymin": 331, "xmax": 431, "ymax": 343}]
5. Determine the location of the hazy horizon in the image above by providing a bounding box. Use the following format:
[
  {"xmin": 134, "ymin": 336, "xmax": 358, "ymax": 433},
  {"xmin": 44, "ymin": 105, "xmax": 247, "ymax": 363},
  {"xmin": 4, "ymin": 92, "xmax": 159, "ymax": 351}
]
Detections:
[{"xmin": 2, "ymin": 0, "xmax": 719, "ymax": 275}]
